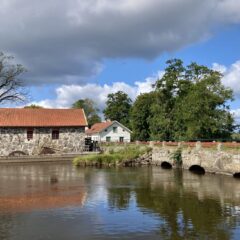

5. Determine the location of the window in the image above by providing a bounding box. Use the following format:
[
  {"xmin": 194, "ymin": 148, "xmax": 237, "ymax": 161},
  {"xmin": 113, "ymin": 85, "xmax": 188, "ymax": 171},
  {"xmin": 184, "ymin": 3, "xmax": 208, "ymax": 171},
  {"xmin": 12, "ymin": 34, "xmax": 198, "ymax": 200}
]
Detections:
[
  {"xmin": 106, "ymin": 136, "xmax": 111, "ymax": 142},
  {"xmin": 52, "ymin": 129, "xmax": 59, "ymax": 140},
  {"xmin": 113, "ymin": 127, "xmax": 118, "ymax": 133},
  {"xmin": 27, "ymin": 128, "xmax": 33, "ymax": 140},
  {"xmin": 119, "ymin": 137, "xmax": 124, "ymax": 142}
]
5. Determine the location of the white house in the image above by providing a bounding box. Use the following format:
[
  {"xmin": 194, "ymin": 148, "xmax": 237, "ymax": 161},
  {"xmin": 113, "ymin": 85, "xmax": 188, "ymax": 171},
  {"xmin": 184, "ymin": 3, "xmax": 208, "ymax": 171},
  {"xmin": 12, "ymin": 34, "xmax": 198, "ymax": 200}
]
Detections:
[{"xmin": 86, "ymin": 121, "xmax": 131, "ymax": 143}]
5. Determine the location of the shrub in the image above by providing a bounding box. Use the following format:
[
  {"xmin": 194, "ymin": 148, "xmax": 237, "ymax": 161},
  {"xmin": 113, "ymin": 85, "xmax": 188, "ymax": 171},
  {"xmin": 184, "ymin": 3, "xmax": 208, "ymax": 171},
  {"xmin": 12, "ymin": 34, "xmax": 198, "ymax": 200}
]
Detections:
[{"xmin": 73, "ymin": 146, "xmax": 152, "ymax": 167}]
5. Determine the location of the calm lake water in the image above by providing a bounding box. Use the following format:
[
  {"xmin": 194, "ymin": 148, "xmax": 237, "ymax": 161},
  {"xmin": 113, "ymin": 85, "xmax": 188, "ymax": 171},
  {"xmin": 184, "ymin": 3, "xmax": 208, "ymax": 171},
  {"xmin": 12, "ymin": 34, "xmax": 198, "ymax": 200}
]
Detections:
[{"xmin": 0, "ymin": 163, "xmax": 240, "ymax": 240}]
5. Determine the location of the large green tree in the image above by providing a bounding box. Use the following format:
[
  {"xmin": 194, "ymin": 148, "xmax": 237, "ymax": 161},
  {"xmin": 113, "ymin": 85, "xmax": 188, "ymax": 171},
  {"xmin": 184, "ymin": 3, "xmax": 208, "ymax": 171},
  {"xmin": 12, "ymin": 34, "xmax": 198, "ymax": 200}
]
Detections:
[
  {"xmin": 150, "ymin": 59, "xmax": 186, "ymax": 140},
  {"xmin": 72, "ymin": 98, "xmax": 101, "ymax": 127},
  {"xmin": 131, "ymin": 92, "xmax": 155, "ymax": 141},
  {"xmin": 149, "ymin": 59, "xmax": 234, "ymax": 141},
  {"xmin": 174, "ymin": 62, "xmax": 233, "ymax": 140},
  {"xmin": 103, "ymin": 91, "xmax": 132, "ymax": 128}
]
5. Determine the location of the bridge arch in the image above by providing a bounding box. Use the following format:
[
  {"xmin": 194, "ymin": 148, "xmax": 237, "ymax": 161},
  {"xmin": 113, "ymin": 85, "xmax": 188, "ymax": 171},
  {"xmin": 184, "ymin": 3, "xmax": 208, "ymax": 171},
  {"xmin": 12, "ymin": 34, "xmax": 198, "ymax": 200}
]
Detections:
[
  {"xmin": 189, "ymin": 165, "xmax": 205, "ymax": 175},
  {"xmin": 9, "ymin": 151, "xmax": 27, "ymax": 157},
  {"xmin": 233, "ymin": 173, "xmax": 240, "ymax": 178},
  {"xmin": 161, "ymin": 161, "xmax": 172, "ymax": 169}
]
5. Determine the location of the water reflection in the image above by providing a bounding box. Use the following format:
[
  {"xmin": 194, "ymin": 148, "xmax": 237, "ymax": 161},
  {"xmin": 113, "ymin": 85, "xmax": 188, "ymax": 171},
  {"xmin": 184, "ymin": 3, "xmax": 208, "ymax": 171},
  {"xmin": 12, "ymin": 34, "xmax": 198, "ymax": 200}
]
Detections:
[
  {"xmin": 135, "ymin": 169, "xmax": 236, "ymax": 239},
  {"xmin": 0, "ymin": 164, "xmax": 86, "ymax": 212},
  {"xmin": 0, "ymin": 164, "xmax": 240, "ymax": 239}
]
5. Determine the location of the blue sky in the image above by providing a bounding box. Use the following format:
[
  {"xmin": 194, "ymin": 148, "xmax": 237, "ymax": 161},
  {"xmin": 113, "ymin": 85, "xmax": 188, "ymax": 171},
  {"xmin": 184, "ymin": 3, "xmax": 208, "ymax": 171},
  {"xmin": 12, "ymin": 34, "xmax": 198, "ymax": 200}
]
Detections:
[
  {"xmin": 97, "ymin": 24, "xmax": 240, "ymax": 84},
  {"xmin": 1, "ymin": 0, "xmax": 240, "ymax": 120}
]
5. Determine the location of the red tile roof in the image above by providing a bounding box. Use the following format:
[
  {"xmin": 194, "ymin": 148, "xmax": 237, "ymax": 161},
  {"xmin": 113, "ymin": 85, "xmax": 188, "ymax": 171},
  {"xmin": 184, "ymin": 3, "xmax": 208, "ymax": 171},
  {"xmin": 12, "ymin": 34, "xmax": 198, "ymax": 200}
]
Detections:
[
  {"xmin": 86, "ymin": 121, "xmax": 113, "ymax": 134},
  {"xmin": 0, "ymin": 108, "xmax": 88, "ymax": 127}
]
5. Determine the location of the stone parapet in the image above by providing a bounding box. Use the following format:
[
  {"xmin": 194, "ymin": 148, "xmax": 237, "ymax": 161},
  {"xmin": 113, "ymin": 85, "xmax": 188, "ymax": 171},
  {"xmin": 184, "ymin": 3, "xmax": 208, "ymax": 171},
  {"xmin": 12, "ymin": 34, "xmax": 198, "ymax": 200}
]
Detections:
[{"xmin": 152, "ymin": 143, "xmax": 240, "ymax": 176}]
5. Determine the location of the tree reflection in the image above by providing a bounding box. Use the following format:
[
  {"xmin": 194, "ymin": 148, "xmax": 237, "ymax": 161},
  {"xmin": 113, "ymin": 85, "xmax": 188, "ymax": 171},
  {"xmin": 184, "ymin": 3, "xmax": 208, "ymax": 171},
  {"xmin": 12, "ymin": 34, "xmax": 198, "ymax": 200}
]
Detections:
[
  {"xmin": 105, "ymin": 167, "xmax": 238, "ymax": 239},
  {"xmin": 108, "ymin": 187, "xmax": 131, "ymax": 210},
  {"xmin": 107, "ymin": 168, "xmax": 152, "ymax": 210},
  {"xmin": 0, "ymin": 214, "xmax": 13, "ymax": 240},
  {"xmin": 134, "ymin": 169, "xmax": 235, "ymax": 240}
]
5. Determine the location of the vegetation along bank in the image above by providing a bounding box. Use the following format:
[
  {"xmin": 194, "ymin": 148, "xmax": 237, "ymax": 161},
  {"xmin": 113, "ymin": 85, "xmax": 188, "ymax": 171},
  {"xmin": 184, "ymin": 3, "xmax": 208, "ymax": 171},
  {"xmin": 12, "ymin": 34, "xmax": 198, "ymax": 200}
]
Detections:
[{"xmin": 73, "ymin": 145, "xmax": 152, "ymax": 167}]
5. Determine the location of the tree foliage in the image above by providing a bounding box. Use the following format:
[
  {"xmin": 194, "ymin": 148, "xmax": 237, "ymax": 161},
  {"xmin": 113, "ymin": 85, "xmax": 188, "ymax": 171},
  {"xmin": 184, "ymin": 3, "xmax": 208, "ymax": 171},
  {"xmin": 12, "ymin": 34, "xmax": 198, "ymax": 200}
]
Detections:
[
  {"xmin": 103, "ymin": 91, "xmax": 132, "ymax": 128},
  {"xmin": 0, "ymin": 52, "xmax": 26, "ymax": 104},
  {"xmin": 134, "ymin": 59, "xmax": 234, "ymax": 141},
  {"xmin": 72, "ymin": 98, "xmax": 101, "ymax": 127},
  {"xmin": 131, "ymin": 92, "xmax": 155, "ymax": 141},
  {"xmin": 150, "ymin": 59, "xmax": 186, "ymax": 140}
]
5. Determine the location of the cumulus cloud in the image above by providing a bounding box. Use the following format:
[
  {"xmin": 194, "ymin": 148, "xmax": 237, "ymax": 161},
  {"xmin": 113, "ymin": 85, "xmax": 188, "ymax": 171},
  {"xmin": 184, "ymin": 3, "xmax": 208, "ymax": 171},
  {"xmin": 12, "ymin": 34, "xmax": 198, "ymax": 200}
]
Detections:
[
  {"xmin": 212, "ymin": 60, "xmax": 240, "ymax": 123},
  {"xmin": 0, "ymin": 0, "xmax": 240, "ymax": 84},
  {"xmin": 27, "ymin": 71, "xmax": 162, "ymax": 109},
  {"xmin": 231, "ymin": 109, "xmax": 240, "ymax": 123},
  {"xmin": 213, "ymin": 61, "xmax": 240, "ymax": 97}
]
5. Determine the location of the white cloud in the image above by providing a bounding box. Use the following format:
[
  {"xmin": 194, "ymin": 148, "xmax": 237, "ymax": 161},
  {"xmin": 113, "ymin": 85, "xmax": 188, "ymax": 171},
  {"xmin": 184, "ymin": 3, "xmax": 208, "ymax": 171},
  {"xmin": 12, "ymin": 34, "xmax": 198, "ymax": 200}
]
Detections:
[
  {"xmin": 231, "ymin": 109, "xmax": 240, "ymax": 123},
  {"xmin": 222, "ymin": 61, "xmax": 240, "ymax": 97},
  {"xmin": 0, "ymin": 0, "xmax": 240, "ymax": 84},
  {"xmin": 213, "ymin": 60, "xmax": 240, "ymax": 124},
  {"xmin": 29, "ymin": 72, "xmax": 160, "ymax": 109},
  {"xmin": 135, "ymin": 71, "xmax": 164, "ymax": 96},
  {"xmin": 213, "ymin": 61, "xmax": 240, "ymax": 97},
  {"xmin": 212, "ymin": 63, "xmax": 227, "ymax": 74}
]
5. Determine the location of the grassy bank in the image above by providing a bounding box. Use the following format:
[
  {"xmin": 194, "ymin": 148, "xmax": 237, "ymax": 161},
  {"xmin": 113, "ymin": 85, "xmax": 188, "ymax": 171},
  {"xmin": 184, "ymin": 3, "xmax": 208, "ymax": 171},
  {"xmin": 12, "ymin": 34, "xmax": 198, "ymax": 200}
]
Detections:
[{"xmin": 73, "ymin": 146, "xmax": 152, "ymax": 167}]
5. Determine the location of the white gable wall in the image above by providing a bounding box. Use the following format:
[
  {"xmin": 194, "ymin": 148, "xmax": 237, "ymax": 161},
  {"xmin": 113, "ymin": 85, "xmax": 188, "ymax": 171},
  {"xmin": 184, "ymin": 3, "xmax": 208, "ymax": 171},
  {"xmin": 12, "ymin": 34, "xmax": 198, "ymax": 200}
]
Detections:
[{"xmin": 90, "ymin": 122, "xmax": 131, "ymax": 142}]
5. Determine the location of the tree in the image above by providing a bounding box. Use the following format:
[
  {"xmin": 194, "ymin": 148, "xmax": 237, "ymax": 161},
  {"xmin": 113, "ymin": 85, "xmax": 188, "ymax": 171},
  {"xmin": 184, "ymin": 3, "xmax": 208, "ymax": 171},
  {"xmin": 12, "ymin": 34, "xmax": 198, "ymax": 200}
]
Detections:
[
  {"xmin": 103, "ymin": 91, "xmax": 132, "ymax": 128},
  {"xmin": 149, "ymin": 59, "xmax": 234, "ymax": 141},
  {"xmin": 174, "ymin": 63, "xmax": 234, "ymax": 140},
  {"xmin": 72, "ymin": 98, "xmax": 101, "ymax": 127},
  {"xmin": 150, "ymin": 59, "xmax": 186, "ymax": 140},
  {"xmin": 131, "ymin": 92, "xmax": 155, "ymax": 141},
  {"xmin": 0, "ymin": 52, "xmax": 26, "ymax": 104},
  {"xmin": 24, "ymin": 104, "xmax": 43, "ymax": 109}
]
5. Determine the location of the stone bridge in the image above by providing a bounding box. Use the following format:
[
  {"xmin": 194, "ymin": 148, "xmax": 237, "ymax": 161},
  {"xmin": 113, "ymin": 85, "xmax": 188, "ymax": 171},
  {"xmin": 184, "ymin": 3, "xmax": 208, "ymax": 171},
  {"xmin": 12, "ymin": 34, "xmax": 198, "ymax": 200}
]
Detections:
[{"xmin": 151, "ymin": 142, "xmax": 240, "ymax": 177}]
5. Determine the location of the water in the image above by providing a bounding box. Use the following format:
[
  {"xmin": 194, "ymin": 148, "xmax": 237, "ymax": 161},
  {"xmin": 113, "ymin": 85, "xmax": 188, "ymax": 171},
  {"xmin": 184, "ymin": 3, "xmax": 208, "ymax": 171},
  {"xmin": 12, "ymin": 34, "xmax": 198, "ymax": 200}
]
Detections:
[{"xmin": 0, "ymin": 164, "xmax": 240, "ymax": 240}]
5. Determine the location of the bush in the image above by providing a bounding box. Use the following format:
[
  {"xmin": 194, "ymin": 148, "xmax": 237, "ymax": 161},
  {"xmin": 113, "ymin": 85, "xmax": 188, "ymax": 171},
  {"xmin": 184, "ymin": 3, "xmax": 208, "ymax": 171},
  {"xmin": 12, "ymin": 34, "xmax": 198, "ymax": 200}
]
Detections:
[{"xmin": 73, "ymin": 146, "xmax": 152, "ymax": 167}]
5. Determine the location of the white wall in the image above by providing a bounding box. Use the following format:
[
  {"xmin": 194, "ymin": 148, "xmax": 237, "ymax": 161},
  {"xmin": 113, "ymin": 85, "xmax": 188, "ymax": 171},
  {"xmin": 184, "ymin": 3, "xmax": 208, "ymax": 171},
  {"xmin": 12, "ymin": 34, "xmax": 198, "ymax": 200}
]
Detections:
[{"xmin": 90, "ymin": 122, "xmax": 131, "ymax": 142}]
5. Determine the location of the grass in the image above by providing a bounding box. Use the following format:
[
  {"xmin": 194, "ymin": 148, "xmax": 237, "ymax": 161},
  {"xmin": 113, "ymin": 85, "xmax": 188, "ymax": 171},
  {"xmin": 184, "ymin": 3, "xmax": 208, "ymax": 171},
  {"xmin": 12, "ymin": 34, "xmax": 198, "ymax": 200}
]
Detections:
[{"xmin": 73, "ymin": 146, "xmax": 152, "ymax": 167}]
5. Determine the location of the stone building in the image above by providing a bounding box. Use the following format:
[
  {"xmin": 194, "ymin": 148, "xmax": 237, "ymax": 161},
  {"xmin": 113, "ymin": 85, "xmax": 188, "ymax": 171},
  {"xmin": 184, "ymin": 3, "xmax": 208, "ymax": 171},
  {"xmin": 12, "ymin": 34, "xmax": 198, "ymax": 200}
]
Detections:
[{"xmin": 0, "ymin": 108, "xmax": 88, "ymax": 157}]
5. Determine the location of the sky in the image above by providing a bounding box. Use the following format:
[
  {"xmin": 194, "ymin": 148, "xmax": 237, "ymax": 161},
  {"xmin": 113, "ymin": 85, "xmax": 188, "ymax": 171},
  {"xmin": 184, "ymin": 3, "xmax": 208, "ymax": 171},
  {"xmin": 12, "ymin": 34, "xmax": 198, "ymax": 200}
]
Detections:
[{"xmin": 0, "ymin": 0, "xmax": 240, "ymax": 120}]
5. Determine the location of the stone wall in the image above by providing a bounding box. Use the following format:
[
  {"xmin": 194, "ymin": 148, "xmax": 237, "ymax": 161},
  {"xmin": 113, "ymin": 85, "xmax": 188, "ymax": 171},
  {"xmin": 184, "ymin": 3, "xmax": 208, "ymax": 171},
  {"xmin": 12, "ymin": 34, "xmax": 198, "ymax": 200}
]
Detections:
[
  {"xmin": 152, "ymin": 142, "xmax": 240, "ymax": 176},
  {"xmin": 0, "ymin": 127, "xmax": 86, "ymax": 156}
]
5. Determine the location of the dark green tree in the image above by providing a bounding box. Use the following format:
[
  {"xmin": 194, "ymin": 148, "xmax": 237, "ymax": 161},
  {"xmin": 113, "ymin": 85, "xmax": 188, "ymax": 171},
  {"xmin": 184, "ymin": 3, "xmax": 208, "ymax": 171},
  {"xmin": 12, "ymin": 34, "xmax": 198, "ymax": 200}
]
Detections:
[
  {"xmin": 131, "ymin": 92, "xmax": 155, "ymax": 141},
  {"xmin": 72, "ymin": 98, "xmax": 101, "ymax": 127},
  {"xmin": 174, "ymin": 62, "xmax": 233, "ymax": 140},
  {"xmin": 149, "ymin": 59, "xmax": 234, "ymax": 141},
  {"xmin": 103, "ymin": 91, "xmax": 132, "ymax": 128},
  {"xmin": 150, "ymin": 59, "xmax": 187, "ymax": 140}
]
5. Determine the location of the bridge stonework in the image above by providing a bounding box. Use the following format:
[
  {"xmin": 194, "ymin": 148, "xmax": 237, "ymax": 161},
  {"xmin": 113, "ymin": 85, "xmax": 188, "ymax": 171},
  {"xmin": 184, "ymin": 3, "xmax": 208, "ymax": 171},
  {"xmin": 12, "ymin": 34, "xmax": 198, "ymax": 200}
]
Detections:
[{"xmin": 152, "ymin": 142, "xmax": 240, "ymax": 176}]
